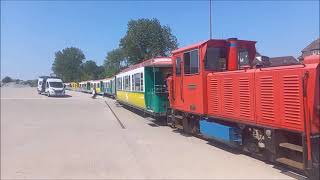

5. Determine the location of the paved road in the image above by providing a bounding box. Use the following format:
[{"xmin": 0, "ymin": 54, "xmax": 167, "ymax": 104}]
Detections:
[{"xmin": 1, "ymin": 87, "xmax": 296, "ymax": 179}]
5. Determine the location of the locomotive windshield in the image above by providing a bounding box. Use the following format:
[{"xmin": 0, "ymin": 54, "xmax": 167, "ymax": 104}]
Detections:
[
  {"xmin": 238, "ymin": 48, "xmax": 250, "ymax": 68},
  {"xmin": 205, "ymin": 47, "xmax": 227, "ymax": 71}
]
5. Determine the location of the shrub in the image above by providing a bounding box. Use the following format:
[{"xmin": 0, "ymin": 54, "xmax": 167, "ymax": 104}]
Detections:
[{"xmin": 2, "ymin": 76, "xmax": 13, "ymax": 83}]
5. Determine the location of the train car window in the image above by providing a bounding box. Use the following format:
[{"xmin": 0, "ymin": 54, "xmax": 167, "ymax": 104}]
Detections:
[
  {"xmin": 205, "ymin": 47, "xmax": 227, "ymax": 71},
  {"xmin": 128, "ymin": 76, "xmax": 131, "ymax": 91},
  {"xmin": 133, "ymin": 73, "xmax": 140, "ymax": 91},
  {"xmin": 175, "ymin": 57, "xmax": 181, "ymax": 75},
  {"xmin": 132, "ymin": 73, "xmax": 143, "ymax": 92},
  {"xmin": 184, "ymin": 49, "xmax": 199, "ymax": 74},
  {"xmin": 140, "ymin": 73, "xmax": 144, "ymax": 92},
  {"xmin": 238, "ymin": 48, "xmax": 250, "ymax": 68},
  {"xmin": 132, "ymin": 75, "xmax": 135, "ymax": 90},
  {"xmin": 124, "ymin": 76, "xmax": 131, "ymax": 91},
  {"xmin": 116, "ymin": 77, "xmax": 122, "ymax": 90}
]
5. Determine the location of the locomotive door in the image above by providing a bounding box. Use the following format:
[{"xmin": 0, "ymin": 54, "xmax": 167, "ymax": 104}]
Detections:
[{"xmin": 174, "ymin": 56, "xmax": 184, "ymax": 108}]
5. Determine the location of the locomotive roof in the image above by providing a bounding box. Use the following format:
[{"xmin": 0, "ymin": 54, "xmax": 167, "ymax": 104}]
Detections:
[
  {"xmin": 172, "ymin": 39, "xmax": 256, "ymax": 54},
  {"xmin": 172, "ymin": 40, "xmax": 208, "ymax": 54},
  {"xmin": 119, "ymin": 57, "xmax": 172, "ymax": 73}
]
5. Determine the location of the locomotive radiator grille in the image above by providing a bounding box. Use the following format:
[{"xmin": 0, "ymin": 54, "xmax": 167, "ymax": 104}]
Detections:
[
  {"xmin": 282, "ymin": 75, "xmax": 302, "ymax": 128},
  {"xmin": 208, "ymin": 78, "xmax": 219, "ymax": 114},
  {"xmin": 223, "ymin": 78, "xmax": 234, "ymax": 115},
  {"xmin": 239, "ymin": 77, "xmax": 251, "ymax": 118},
  {"xmin": 259, "ymin": 76, "xmax": 275, "ymax": 123}
]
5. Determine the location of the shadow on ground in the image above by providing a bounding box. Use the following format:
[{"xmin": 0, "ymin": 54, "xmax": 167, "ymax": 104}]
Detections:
[{"xmin": 109, "ymin": 97, "xmax": 307, "ymax": 180}]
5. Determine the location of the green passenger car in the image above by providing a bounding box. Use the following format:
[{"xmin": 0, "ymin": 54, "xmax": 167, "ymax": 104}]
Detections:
[{"xmin": 116, "ymin": 57, "xmax": 172, "ymax": 117}]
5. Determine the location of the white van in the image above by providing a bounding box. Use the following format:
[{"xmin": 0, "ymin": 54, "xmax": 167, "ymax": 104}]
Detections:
[
  {"xmin": 44, "ymin": 78, "xmax": 65, "ymax": 97},
  {"xmin": 37, "ymin": 77, "xmax": 45, "ymax": 94}
]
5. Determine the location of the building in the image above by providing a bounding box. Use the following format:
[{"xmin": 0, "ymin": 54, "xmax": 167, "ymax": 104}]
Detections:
[
  {"xmin": 269, "ymin": 56, "xmax": 299, "ymax": 67},
  {"xmin": 298, "ymin": 38, "xmax": 320, "ymax": 61}
]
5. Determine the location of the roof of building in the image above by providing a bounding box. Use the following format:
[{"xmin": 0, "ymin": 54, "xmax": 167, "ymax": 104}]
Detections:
[
  {"xmin": 300, "ymin": 38, "xmax": 320, "ymax": 59},
  {"xmin": 269, "ymin": 56, "xmax": 299, "ymax": 67},
  {"xmin": 302, "ymin": 38, "xmax": 320, "ymax": 52}
]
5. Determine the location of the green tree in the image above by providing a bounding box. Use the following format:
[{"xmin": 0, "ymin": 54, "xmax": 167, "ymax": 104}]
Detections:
[
  {"xmin": 2, "ymin": 76, "xmax": 13, "ymax": 83},
  {"xmin": 103, "ymin": 48, "xmax": 126, "ymax": 77},
  {"xmin": 52, "ymin": 47, "xmax": 85, "ymax": 82},
  {"xmin": 96, "ymin": 66, "xmax": 106, "ymax": 79},
  {"xmin": 80, "ymin": 60, "xmax": 99, "ymax": 81},
  {"xmin": 120, "ymin": 18, "xmax": 178, "ymax": 65}
]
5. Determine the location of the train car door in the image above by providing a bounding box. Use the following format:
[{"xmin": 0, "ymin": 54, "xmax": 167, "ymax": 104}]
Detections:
[
  {"xmin": 100, "ymin": 81, "xmax": 104, "ymax": 92},
  {"xmin": 180, "ymin": 48, "xmax": 204, "ymax": 114}
]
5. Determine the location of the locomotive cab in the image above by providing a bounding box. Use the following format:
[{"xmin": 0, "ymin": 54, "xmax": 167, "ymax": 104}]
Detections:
[{"xmin": 168, "ymin": 38, "xmax": 256, "ymax": 115}]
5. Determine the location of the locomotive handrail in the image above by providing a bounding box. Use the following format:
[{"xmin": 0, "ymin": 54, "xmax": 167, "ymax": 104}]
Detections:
[
  {"xmin": 257, "ymin": 64, "xmax": 306, "ymax": 71},
  {"xmin": 302, "ymin": 71, "xmax": 312, "ymax": 169}
]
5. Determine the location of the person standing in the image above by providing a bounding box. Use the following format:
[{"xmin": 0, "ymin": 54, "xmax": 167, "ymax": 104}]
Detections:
[{"xmin": 91, "ymin": 87, "xmax": 97, "ymax": 99}]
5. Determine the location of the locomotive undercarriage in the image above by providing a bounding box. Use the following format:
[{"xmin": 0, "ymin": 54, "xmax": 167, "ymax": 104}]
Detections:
[{"xmin": 167, "ymin": 109, "xmax": 319, "ymax": 180}]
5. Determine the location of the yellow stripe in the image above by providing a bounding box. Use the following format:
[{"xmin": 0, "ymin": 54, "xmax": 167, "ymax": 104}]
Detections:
[{"xmin": 116, "ymin": 91, "xmax": 145, "ymax": 109}]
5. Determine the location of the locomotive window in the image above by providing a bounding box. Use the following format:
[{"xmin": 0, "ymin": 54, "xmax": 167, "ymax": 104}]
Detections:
[
  {"xmin": 238, "ymin": 48, "xmax": 250, "ymax": 68},
  {"xmin": 175, "ymin": 57, "xmax": 181, "ymax": 75},
  {"xmin": 205, "ymin": 47, "xmax": 227, "ymax": 71},
  {"xmin": 184, "ymin": 49, "xmax": 199, "ymax": 74}
]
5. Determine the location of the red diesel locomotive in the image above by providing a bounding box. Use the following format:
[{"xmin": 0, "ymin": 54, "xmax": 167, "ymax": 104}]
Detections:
[{"xmin": 166, "ymin": 38, "xmax": 319, "ymax": 179}]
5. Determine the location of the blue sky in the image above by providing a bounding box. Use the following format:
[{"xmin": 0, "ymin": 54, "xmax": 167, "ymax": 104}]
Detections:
[{"xmin": 1, "ymin": 1, "xmax": 319, "ymax": 80}]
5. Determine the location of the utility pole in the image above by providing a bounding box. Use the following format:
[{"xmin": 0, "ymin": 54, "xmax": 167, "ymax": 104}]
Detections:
[{"xmin": 209, "ymin": 0, "xmax": 212, "ymax": 39}]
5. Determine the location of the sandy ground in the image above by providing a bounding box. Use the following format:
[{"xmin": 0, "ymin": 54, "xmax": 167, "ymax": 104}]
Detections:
[{"xmin": 1, "ymin": 87, "xmax": 297, "ymax": 179}]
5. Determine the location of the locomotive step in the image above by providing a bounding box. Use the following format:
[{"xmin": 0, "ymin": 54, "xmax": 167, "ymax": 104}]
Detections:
[
  {"xmin": 174, "ymin": 115, "xmax": 183, "ymax": 119},
  {"xmin": 276, "ymin": 157, "xmax": 304, "ymax": 170},
  {"xmin": 168, "ymin": 115, "xmax": 183, "ymax": 119},
  {"xmin": 279, "ymin": 142, "xmax": 303, "ymax": 152}
]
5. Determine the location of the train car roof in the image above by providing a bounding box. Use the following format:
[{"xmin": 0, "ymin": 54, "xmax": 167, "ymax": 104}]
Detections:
[
  {"xmin": 119, "ymin": 57, "xmax": 172, "ymax": 74},
  {"xmin": 104, "ymin": 77, "xmax": 115, "ymax": 81},
  {"xmin": 120, "ymin": 57, "xmax": 172, "ymax": 73}
]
